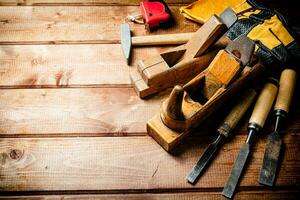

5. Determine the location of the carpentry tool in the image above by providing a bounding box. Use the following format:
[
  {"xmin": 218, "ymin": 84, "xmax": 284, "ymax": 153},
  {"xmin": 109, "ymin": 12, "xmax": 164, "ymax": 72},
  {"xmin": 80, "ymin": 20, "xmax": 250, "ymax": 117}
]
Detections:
[
  {"xmin": 147, "ymin": 35, "xmax": 266, "ymax": 152},
  {"xmin": 186, "ymin": 88, "xmax": 257, "ymax": 185},
  {"xmin": 130, "ymin": 8, "xmax": 237, "ymax": 98},
  {"xmin": 120, "ymin": 23, "xmax": 194, "ymax": 64},
  {"xmin": 259, "ymin": 69, "xmax": 297, "ymax": 186},
  {"xmin": 222, "ymin": 80, "xmax": 278, "ymax": 199},
  {"xmin": 127, "ymin": 0, "xmax": 173, "ymax": 30}
]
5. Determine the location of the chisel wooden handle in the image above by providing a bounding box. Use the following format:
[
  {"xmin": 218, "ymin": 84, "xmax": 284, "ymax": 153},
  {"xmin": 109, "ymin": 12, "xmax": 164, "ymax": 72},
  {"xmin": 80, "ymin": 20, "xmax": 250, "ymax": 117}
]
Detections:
[
  {"xmin": 218, "ymin": 88, "xmax": 257, "ymax": 137},
  {"xmin": 132, "ymin": 32, "xmax": 194, "ymax": 46},
  {"xmin": 274, "ymin": 69, "xmax": 297, "ymax": 113},
  {"xmin": 249, "ymin": 82, "xmax": 278, "ymax": 128}
]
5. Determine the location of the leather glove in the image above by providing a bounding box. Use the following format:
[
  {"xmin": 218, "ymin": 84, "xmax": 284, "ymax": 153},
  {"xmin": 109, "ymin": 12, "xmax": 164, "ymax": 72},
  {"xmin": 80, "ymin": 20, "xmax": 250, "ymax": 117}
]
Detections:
[
  {"xmin": 180, "ymin": 0, "xmax": 244, "ymax": 24},
  {"xmin": 226, "ymin": 0, "xmax": 300, "ymax": 64},
  {"xmin": 180, "ymin": 0, "xmax": 300, "ymax": 64}
]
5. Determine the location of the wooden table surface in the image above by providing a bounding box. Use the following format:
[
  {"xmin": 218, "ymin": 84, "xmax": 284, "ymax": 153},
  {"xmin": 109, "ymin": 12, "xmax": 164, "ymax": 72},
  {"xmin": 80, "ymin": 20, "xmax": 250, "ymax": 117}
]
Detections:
[{"xmin": 0, "ymin": 1, "xmax": 299, "ymax": 199}]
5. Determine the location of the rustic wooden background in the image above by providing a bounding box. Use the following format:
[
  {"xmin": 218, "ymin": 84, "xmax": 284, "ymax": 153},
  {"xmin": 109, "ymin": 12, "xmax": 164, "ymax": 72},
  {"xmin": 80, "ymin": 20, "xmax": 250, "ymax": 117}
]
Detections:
[{"xmin": 0, "ymin": 0, "xmax": 299, "ymax": 199}]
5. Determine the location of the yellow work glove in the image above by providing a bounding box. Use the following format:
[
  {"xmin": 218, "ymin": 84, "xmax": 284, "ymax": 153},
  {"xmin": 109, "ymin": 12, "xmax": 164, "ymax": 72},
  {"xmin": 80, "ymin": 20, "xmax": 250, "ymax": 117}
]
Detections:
[
  {"xmin": 181, "ymin": 0, "xmax": 300, "ymax": 64},
  {"xmin": 226, "ymin": 0, "xmax": 300, "ymax": 64},
  {"xmin": 180, "ymin": 0, "xmax": 245, "ymax": 24}
]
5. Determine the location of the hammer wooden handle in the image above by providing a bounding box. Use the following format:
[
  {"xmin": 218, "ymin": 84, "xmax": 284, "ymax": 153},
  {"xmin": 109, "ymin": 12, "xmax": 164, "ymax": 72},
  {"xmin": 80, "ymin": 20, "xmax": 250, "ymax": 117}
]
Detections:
[
  {"xmin": 218, "ymin": 88, "xmax": 257, "ymax": 137},
  {"xmin": 274, "ymin": 69, "xmax": 297, "ymax": 113},
  {"xmin": 249, "ymin": 82, "xmax": 278, "ymax": 128},
  {"xmin": 132, "ymin": 32, "xmax": 194, "ymax": 46}
]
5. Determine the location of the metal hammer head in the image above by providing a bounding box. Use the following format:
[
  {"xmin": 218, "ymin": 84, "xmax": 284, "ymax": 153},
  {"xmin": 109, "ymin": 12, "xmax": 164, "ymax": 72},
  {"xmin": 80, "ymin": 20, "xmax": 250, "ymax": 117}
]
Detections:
[
  {"xmin": 219, "ymin": 7, "xmax": 238, "ymax": 29},
  {"xmin": 120, "ymin": 23, "xmax": 132, "ymax": 65}
]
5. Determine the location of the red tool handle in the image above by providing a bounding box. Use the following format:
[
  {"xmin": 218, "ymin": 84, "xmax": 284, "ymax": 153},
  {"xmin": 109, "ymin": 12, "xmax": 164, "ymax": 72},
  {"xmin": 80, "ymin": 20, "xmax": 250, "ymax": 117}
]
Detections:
[{"xmin": 140, "ymin": 1, "xmax": 172, "ymax": 29}]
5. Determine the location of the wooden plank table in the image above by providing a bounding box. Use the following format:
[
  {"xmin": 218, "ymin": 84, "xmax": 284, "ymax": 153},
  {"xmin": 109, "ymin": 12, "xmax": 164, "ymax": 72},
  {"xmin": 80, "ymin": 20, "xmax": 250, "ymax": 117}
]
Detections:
[{"xmin": 0, "ymin": 1, "xmax": 299, "ymax": 199}]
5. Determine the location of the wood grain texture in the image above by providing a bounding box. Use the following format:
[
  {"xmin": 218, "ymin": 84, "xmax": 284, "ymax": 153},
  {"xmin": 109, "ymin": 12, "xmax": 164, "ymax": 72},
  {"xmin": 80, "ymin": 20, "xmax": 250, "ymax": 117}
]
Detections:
[
  {"xmin": 202, "ymin": 50, "xmax": 240, "ymax": 98},
  {"xmin": 131, "ymin": 32, "xmax": 193, "ymax": 46},
  {"xmin": 0, "ymin": 88, "xmax": 169, "ymax": 136},
  {"xmin": 0, "ymin": 2, "xmax": 298, "ymax": 199},
  {"xmin": 0, "ymin": 6, "xmax": 199, "ymax": 44},
  {"xmin": 0, "ymin": 0, "xmax": 194, "ymax": 6},
  {"xmin": 274, "ymin": 69, "xmax": 297, "ymax": 113},
  {"xmin": 217, "ymin": 89, "xmax": 257, "ymax": 138},
  {"xmin": 1, "ymin": 191, "xmax": 300, "ymax": 199},
  {"xmin": 1, "ymin": 87, "xmax": 300, "ymax": 137},
  {"xmin": 0, "ymin": 134, "xmax": 299, "ymax": 191},
  {"xmin": 0, "ymin": 44, "xmax": 168, "ymax": 88},
  {"xmin": 249, "ymin": 83, "xmax": 278, "ymax": 128}
]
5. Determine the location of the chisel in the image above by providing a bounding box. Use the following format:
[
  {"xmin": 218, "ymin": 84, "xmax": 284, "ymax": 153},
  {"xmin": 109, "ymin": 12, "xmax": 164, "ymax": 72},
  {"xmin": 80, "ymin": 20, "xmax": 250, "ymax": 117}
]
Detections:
[
  {"xmin": 186, "ymin": 88, "xmax": 257, "ymax": 184},
  {"xmin": 222, "ymin": 80, "xmax": 278, "ymax": 199},
  {"xmin": 259, "ymin": 69, "xmax": 297, "ymax": 186}
]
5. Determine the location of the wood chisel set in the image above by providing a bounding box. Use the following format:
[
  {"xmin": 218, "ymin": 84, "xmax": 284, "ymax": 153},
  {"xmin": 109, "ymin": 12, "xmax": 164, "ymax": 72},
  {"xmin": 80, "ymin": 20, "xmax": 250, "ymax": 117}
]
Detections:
[
  {"xmin": 221, "ymin": 69, "xmax": 297, "ymax": 198},
  {"xmin": 121, "ymin": 3, "xmax": 298, "ymax": 199}
]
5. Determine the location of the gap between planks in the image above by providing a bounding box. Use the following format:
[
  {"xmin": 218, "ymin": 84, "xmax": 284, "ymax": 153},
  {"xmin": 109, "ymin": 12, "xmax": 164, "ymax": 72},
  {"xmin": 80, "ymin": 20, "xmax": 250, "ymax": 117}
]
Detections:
[
  {"xmin": 1, "ymin": 189, "xmax": 300, "ymax": 198},
  {"xmin": 0, "ymin": 0, "xmax": 195, "ymax": 6},
  {"xmin": 0, "ymin": 5, "xmax": 199, "ymax": 44},
  {"xmin": 0, "ymin": 87, "xmax": 169, "ymax": 136},
  {"xmin": 0, "ymin": 40, "xmax": 121, "ymax": 45},
  {"xmin": 1, "ymin": 87, "xmax": 300, "ymax": 137},
  {"xmin": 0, "ymin": 135, "xmax": 299, "ymax": 192},
  {"xmin": 0, "ymin": 44, "xmax": 169, "ymax": 88}
]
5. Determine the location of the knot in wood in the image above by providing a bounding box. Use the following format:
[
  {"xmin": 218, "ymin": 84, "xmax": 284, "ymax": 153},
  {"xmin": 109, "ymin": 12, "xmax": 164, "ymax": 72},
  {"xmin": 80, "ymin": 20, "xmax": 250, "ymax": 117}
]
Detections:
[{"xmin": 9, "ymin": 149, "xmax": 23, "ymax": 160}]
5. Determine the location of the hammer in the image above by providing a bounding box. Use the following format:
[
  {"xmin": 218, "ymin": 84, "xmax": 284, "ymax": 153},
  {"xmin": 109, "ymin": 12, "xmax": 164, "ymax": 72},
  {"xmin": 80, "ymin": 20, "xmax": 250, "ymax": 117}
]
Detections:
[{"xmin": 120, "ymin": 23, "xmax": 194, "ymax": 64}]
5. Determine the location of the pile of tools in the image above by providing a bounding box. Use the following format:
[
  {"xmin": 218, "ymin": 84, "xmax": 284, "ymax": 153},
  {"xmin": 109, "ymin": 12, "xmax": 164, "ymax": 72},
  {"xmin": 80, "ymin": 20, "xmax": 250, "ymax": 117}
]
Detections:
[
  {"xmin": 221, "ymin": 69, "xmax": 297, "ymax": 198},
  {"xmin": 186, "ymin": 69, "xmax": 296, "ymax": 198},
  {"xmin": 126, "ymin": 8, "xmax": 238, "ymax": 98},
  {"xmin": 121, "ymin": 1, "xmax": 298, "ymax": 198}
]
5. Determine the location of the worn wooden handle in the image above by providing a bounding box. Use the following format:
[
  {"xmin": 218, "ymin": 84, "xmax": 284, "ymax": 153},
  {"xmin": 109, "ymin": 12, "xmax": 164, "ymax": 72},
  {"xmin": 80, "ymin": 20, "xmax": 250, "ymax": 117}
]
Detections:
[
  {"xmin": 132, "ymin": 32, "xmax": 194, "ymax": 46},
  {"xmin": 249, "ymin": 82, "xmax": 278, "ymax": 128},
  {"xmin": 274, "ymin": 69, "xmax": 297, "ymax": 113},
  {"xmin": 218, "ymin": 88, "xmax": 257, "ymax": 137}
]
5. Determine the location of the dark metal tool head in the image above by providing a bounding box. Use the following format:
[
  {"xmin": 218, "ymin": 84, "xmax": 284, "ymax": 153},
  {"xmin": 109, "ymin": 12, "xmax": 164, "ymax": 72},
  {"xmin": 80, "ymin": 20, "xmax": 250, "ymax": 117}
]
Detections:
[
  {"xmin": 222, "ymin": 143, "xmax": 250, "ymax": 199},
  {"xmin": 226, "ymin": 35, "xmax": 255, "ymax": 66},
  {"xmin": 120, "ymin": 23, "xmax": 132, "ymax": 64},
  {"xmin": 219, "ymin": 7, "xmax": 238, "ymax": 29},
  {"xmin": 259, "ymin": 131, "xmax": 282, "ymax": 186}
]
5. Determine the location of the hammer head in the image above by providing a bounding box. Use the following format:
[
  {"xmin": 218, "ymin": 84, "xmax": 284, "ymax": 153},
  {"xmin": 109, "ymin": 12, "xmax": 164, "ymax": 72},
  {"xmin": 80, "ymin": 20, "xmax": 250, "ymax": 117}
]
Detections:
[{"xmin": 120, "ymin": 23, "xmax": 132, "ymax": 65}]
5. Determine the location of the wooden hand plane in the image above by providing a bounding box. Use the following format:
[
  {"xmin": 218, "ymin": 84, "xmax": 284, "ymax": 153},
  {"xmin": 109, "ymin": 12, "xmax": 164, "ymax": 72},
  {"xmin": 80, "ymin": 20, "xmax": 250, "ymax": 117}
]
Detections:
[
  {"xmin": 130, "ymin": 8, "xmax": 237, "ymax": 98},
  {"xmin": 147, "ymin": 35, "xmax": 266, "ymax": 152}
]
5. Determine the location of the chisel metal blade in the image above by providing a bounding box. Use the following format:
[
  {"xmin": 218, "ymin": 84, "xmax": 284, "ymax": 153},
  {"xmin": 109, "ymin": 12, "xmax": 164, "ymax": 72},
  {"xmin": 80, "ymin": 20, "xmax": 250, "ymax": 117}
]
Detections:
[
  {"xmin": 259, "ymin": 131, "xmax": 282, "ymax": 186},
  {"xmin": 186, "ymin": 135, "xmax": 224, "ymax": 184},
  {"xmin": 222, "ymin": 143, "xmax": 250, "ymax": 199}
]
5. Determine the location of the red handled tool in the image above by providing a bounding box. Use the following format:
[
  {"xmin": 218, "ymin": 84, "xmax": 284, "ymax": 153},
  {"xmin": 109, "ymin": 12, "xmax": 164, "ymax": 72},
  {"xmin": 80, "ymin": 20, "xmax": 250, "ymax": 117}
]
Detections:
[{"xmin": 127, "ymin": 0, "xmax": 174, "ymax": 31}]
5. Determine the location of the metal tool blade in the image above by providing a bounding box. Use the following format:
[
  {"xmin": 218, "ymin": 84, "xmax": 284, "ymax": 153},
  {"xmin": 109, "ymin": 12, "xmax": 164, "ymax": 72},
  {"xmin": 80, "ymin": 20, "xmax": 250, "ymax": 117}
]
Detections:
[
  {"xmin": 219, "ymin": 7, "xmax": 238, "ymax": 28},
  {"xmin": 259, "ymin": 131, "xmax": 282, "ymax": 186},
  {"xmin": 225, "ymin": 35, "xmax": 255, "ymax": 66},
  {"xmin": 222, "ymin": 143, "xmax": 250, "ymax": 199},
  {"xmin": 186, "ymin": 135, "xmax": 224, "ymax": 184},
  {"xmin": 120, "ymin": 23, "xmax": 132, "ymax": 64}
]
